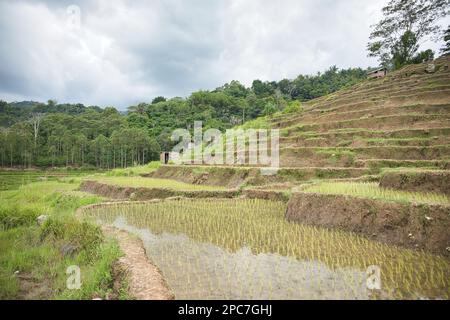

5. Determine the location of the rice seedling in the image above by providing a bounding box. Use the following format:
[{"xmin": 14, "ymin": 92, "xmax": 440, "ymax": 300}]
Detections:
[
  {"xmin": 303, "ymin": 182, "xmax": 449, "ymax": 205},
  {"xmin": 81, "ymin": 198, "xmax": 450, "ymax": 300}
]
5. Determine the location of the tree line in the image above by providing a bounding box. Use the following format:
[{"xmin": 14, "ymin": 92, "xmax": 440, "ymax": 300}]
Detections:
[
  {"xmin": 2, "ymin": 0, "xmax": 450, "ymax": 169},
  {"xmin": 0, "ymin": 66, "xmax": 367, "ymax": 168}
]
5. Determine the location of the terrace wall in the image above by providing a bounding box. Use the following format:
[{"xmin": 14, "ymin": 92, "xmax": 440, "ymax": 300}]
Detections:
[{"xmin": 286, "ymin": 192, "xmax": 450, "ymax": 256}]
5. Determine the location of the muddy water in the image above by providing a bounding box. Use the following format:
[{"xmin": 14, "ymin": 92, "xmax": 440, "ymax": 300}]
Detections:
[
  {"xmin": 113, "ymin": 216, "xmax": 369, "ymax": 300},
  {"xmin": 85, "ymin": 199, "xmax": 450, "ymax": 300}
]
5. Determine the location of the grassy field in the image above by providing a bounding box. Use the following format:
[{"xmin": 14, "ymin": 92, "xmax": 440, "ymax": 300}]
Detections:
[
  {"xmin": 302, "ymin": 182, "xmax": 449, "ymax": 205},
  {"xmin": 0, "ymin": 177, "xmax": 129, "ymax": 300},
  {"xmin": 104, "ymin": 161, "xmax": 161, "ymax": 177},
  {"xmin": 0, "ymin": 169, "xmax": 94, "ymax": 191},
  {"xmin": 89, "ymin": 176, "xmax": 229, "ymax": 191}
]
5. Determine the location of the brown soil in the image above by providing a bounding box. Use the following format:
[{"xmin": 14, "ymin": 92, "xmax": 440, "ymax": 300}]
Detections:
[
  {"xmin": 286, "ymin": 192, "xmax": 450, "ymax": 256},
  {"xmin": 380, "ymin": 171, "xmax": 450, "ymax": 196},
  {"xmin": 243, "ymin": 189, "xmax": 289, "ymax": 202},
  {"xmin": 16, "ymin": 273, "xmax": 53, "ymax": 300},
  {"xmin": 148, "ymin": 165, "xmax": 255, "ymax": 188},
  {"xmin": 102, "ymin": 226, "xmax": 174, "ymax": 300},
  {"xmin": 148, "ymin": 165, "xmax": 370, "ymax": 187},
  {"xmin": 80, "ymin": 180, "xmax": 238, "ymax": 200}
]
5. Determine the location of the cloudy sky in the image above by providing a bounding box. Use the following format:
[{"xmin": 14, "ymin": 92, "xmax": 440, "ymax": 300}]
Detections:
[{"xmin": 0, "ymin": 0, "xmax": 445, "ymax": 109}]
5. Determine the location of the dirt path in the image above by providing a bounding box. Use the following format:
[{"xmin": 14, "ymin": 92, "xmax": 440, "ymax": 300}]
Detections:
[{"xmin": 102, "ymin": 226, "xmax": 174, "ymax": 300}]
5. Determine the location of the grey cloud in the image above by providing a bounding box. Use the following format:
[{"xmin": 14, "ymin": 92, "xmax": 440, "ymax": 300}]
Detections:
[{"xmin": 0, "ymin": 0, "xmax": 401, "ymax": 109}]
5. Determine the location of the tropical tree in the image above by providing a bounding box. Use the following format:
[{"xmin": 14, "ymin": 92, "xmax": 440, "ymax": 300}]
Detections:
[
  {"xmin": 368, "ymin": 0, "xmax": 450, "ymax": 69},
  {"xmin": 127, "ymin": 103, "xmax": 147, "ymax": 115},
  {"xmin": 151, "ymin": 96, "xmax": 167, "ymax": 104},
  {"xmin": 441, "ymin": 25, "xmax": 450, "ymax": 55}
]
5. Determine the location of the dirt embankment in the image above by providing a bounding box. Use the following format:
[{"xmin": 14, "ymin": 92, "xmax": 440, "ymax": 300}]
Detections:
[
  {"xmin": 147, "ymin": 165, "xmax": 256, "ymax": 188},
  {"xmin": 147, "ymin": 165, "xmax": 370, "ymax": 187},
  {"xmin": 80, "ymin": 180, "xmax": 238, "ymax": 200},
  {"xmin": 243, "ymin": 189, "xmax": 290, "ymax": 202},
  {"xmin": 80, "ymin": 180, "xmax": 296, "ymax": 202},
  {"xmin": 102, "ymin": 226, "xmax": 174, "ymax": 300},
  {"xmin": 380, "ymin": 171, "xmax": 450, "ymax": 196},
  {"xmin": 286, "ymin": 193, "xmax": 450, "ymax": 256}
]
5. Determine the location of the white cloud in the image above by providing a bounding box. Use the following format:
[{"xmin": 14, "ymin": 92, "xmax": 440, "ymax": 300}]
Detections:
[{"xmin": 1, "ymin": 0, "xmax": 446, "ymax": 109}]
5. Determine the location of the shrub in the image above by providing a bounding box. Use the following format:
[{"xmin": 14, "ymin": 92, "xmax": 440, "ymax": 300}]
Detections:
[
  {"xmin": 282, "ymin": 101, "xmax": 302, "ymax": 114},
  {"xmin": 0, "ymin": 205, "xmax": 40, "ymax": 230},
  {"xmin": 40, "ymin": 218, "xmax": 103, "ymax": 262}
]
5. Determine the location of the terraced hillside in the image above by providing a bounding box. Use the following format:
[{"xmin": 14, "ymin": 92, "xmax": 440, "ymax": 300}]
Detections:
[
  {"xmin": 82, "ymin": 57, "xmax": 450, "ymax": 256},
  {"xmin": 144, "ymin": 57, "xmax": 450, "ymax": 185},
  {"xmin": 273, "ymin": 56, "xmax": 450, "ymax": 169},
  {"xmin": 75, "ymin": 58, "xmax": 450, "ymax": 300}
]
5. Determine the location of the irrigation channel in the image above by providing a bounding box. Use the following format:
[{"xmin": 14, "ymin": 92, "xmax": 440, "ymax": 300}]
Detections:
[{"xmin": 81, "ymin": 199, "xmax": 450, "ymax": 300}]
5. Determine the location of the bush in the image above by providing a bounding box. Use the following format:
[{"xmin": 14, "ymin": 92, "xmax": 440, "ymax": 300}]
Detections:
[
  {"xmin": 282, "ymin": 101, "xmax": 302, "ymax": 114},
  {"xmin": 40, "ymin": 218, "xmax": 103, "ymax": 262},
  {"xmin": 240, "ymin": 117, "xmax": 269, "ymax": 130},
  {"xmin": 0, "ymin": 205, "xmax": 40, "ymax": 230},
  {"xmin": 39, "ymin": 218, "xmax": 65, "ymax": 240}
]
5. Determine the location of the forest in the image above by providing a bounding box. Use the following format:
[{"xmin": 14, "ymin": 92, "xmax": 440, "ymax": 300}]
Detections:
[{"xmin": 0, "ymin": 66, "xmax": 367, "ymax": 168}]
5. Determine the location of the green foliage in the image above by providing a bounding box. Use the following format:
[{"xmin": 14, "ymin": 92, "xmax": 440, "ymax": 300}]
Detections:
[
  {"xmin": 57, "ymin": 241, "xmax": 124, "ymax": 300},
  {"xmin": 0, "ymin": 103, "xmax": 161, "ymax": 168},
  {"xmin": 441, "ymin": 25, "xmax": 450, "ymax": 55},
  {"xmin": 368, "ymin": 0, "xmax": 448, "ymax": 69},
  {"xmin": 390, "ymin": 31, "xmax": 435, "ymax": 70},
  {"xmin": 0, "ymin": 205, "xmax": 40, "ymax": 230},
  {"xmin": 304, "ymin": 182, "xmax": 449, "ymax": 205},
  {"xmin": 0, "ymin": 179, "xmax": 121, "ymax": 300},
  {"xmin": 40, "ymin": 218, "xmax": 103, "ymax": 262},
  {"xmin": 151, "ymin": 96, "xmax": 167, "ymax": 104},
  {"xmin": 238, "ymin": 117, "xmax": 269, "ymax": 130},
  {"xmin": 0, "ymin": 64, "xmax": 367, "ymax": 169},
  {"xmin": 282, "ymin": 101, "xmax": 302, "ymax": 115},
  {"xmin": 263, "ymin": 102, "xmax": 278, "ymax": 116},
  {"xmin": 106, "ymin": 161, "xmax": 161, "ymax": 177}
]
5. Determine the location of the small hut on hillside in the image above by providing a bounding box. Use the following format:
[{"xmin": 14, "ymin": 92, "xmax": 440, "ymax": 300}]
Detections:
[
  {"xmin": 160, "ymin": 151, "xmax": 179, "ymax": 164},
  {"xmin": 368, "ymin": 67, "xmax": 387, "ymax": 79}
]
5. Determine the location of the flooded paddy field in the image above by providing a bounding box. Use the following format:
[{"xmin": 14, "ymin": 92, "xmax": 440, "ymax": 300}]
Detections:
[{"xmin": 82, "ymin": 199, "xmax": 450, "ymax": 300}]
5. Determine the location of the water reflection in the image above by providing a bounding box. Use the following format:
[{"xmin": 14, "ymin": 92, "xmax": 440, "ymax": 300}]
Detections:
[{"xmin": 113, "ymin": 216, "xmax": 372, "ymax": 300}]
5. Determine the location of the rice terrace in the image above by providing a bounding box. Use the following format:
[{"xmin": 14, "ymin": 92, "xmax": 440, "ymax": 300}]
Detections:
[{"xmin": 0, "ymin": 0, "xmax": 450, "ymax": 306}]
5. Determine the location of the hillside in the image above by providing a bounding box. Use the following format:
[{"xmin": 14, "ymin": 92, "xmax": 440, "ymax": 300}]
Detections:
[
  {"xmin": 136, "ymin": 56, "xmax": 450, "ymax": 256},
  {"xmin": 155, "ymin": 56, "xmax": 450, "ymax": 179},
  {"xmin": 0, "ymin": 66, "xmax": 367, "ymax": 168},
  {"xmin": 273, "ymin": 56, "xmax": 450, "ymax": 170}
]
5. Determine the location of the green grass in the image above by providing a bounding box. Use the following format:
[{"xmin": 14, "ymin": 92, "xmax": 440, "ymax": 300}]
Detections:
[
  {"xmin": 0, "ymin": 179, "xmax": 128, "ymax": 300},
  {"xmin": 105, "ymin": 161, "xmax": 161, "ymax": 177},
  {"xmin": 360, "ymin": 159, "xmax": 449, "ymax": 172},
  {"xmin": 380, "ymin": 167, "xmax": 450, "ymax": 174},
  {"xmin": 0, "ymin": 221, "xmax": 124, "ymax": 300},
  {"xmin": 363, "ymin": 137, "xmax": 442, "ymax": 146},
  {"xmin": 303, "ymin": 182, "xmax": 449, "ymax": 205},
  {"xmin": 238, "ymin": 116, "xmax": 269, "ymax": 130},
  {"xmin": 0, "ymin": 169, "xmax": 93, "ymax": 191},
  {"xmin": 90, "ymin": 176, "xmax": 229, "ymax": 191},
  {"xmin": 314, "ymin": 149, "xmax": 356, "ymax": 165}
]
